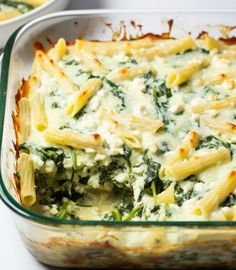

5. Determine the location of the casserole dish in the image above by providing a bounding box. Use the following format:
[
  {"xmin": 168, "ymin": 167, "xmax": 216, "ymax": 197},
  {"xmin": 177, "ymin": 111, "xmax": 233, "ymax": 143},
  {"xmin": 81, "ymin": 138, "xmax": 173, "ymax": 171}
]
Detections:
[
  {"xmin": 2, "ymin": 10, "xmax": 236, "ymax": 268},
  {"xmin": 0, "ymin": 0, "xmax": 69, "ymax": 48}
]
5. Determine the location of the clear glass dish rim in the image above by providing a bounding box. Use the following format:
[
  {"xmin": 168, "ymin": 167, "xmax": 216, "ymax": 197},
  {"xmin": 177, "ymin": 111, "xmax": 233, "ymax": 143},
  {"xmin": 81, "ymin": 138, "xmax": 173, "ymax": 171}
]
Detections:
[{"xmin": 1, "ymin": 9, "xmax": 236, "ymax": 227}]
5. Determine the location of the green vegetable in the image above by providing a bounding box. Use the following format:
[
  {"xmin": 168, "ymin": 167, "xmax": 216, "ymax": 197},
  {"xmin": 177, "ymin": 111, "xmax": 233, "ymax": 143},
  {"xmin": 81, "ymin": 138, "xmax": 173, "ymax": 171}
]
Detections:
[
  {"xmin": 156, "ymin": 141, "xmax": 170, "ymax": 155},
  {"xmin": 56, "ymin": 198, "xmax": 70, "ymax": 219},
  {"xmin": 70, "ymin": 150, "xmax": 78, "ymax": 182},
  {"xmin": 144, "ymin": 73, "xmax": 172, "ymax": 125},
  {"xmin": 138, "ymin": 150, "xmax": 165, "ymax": 202},
  {"xmin": 65, "ymin": 60, "xmax": 80, "ymax": 66},
  {"xmin": 174, "ymin": 183, "xmax": 196, "ymax": 206},
  {"xmin": 221, "ymin": 193, "xmax": 236, "ymax": 207},
  {"xmin": 20, "ymin": 144, "xmax": 65, "ymax": 173},
  {"xmin": 122, "ymin": 206, "xmax": 142, "ymax": 221},
  {"xmin": 103, "ymin": 77, "xmax": 126, "ymax": 110},
  {"xmin": 112, "ymin": 209, "xmax": 122, "ymax": 221},
  {"xmin": 99, "ymin": 157, "xmax": 126, "ymax": 185},
  {"xmin": 119, "ymin": 58, "xmax": 138, "ymax": 65},
  {"xmin": 197, "ymin": 135, "xmax": 231, "ymax": 151}
]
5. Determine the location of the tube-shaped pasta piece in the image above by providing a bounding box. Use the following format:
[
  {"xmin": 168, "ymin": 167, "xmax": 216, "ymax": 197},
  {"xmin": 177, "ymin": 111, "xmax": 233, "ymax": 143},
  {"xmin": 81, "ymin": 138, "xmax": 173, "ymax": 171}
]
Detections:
[
  {"xmin": 192, "ymin": 96, "xmax": 236, "ymax": 114},
  {"xmin": 110, "ymin": 112, "xmax": 164, "ymax": 133},
  {"xmin": 18, "ymin": 153, "xmax": 36, "ymax": 207},
  {"xmin": 159, "ymin": 131, "xmax": 199, "ymax": 179},
  {"xmin": 44, "ymin": 129, "xmax": 103, "ymax": 149},
  {"xmin": 35, "ymin": 50, "xmax": 77, "ymax": 93},
  {"xmin": 202, "ymin": 36, "xmax": 225, "ymax": 51},
  {"xmin": 78, "ymin": 51, "xmax": 108, "ymax": 75},
  {"xmin": 75, "ymin": 36, "xmax": 195, "ymax": 57},
  {"xmin": 107, "ymin": 65, "xmax": 157, "ymax": 83},
  {"xmin": 193, "ymin": 171, "xmax": 236, "ymax": 216},
  {"xmin": 131, "ymin": 36, "xmax": 196, "ymax": 59},
  {"xmin": 165, "ymin": 147, "xmax": 231, "ymax": 181},
  {"xmin": 30, "ymin": 92, "xmax": 48, "ymax": 131},
  {"xmin": 166, "ymin": 59, "xmax": 209, "ymax": 88},
  {"xmin": 19, "ymin": 98, "xmax": 31, "ymax": 144},
  {"xmin": 48, "ymin": 38, "xmax": 67, "ymax": 61},
  {"xmin": 116, "ymin": 128, "xmax": 142, "ymax": 149},
  {"xmin": 30, "ymin": 92, "xmax": 47, "ymax": 131},
  {"xmin": 157, "ymin": 183, "xmax": 175, "ymax": 204},
  {"xmin": 203, "ymin": 118, "xmax": 236, "ymax": 135},
  {"xmin": 66, "ymin": 78, "xmax": 103, "ymax": 118},
  {"xmin": 98, "ymin": 109, "xmax": 142, "ymax": 149},
  {"xmin": 75, "ymin": 37, "xmax": 166, "ymax": 56}
]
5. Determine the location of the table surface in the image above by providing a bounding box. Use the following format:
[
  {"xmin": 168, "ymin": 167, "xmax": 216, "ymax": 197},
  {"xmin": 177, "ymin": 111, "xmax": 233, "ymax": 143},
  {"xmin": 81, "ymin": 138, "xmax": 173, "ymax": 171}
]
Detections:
[{"xmin": 2, "ymin": 0, "xmax": 236, "ymax": 269}]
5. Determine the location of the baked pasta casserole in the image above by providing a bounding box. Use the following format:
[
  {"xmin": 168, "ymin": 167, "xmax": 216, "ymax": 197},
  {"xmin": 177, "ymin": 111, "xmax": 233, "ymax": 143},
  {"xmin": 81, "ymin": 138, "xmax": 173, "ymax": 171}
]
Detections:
[{"xmin": 16, "ymin": 34, "xmax": 236, "ymax": 222}]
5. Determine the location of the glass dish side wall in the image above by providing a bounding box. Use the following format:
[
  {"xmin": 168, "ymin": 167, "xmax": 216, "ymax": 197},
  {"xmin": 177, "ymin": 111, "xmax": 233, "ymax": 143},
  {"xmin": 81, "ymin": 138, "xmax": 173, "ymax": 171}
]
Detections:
[
  {"xmin": 2, "ymin": 11, "xmax": 236, "ymax": 268},
  {"xmin": 14, "ymin": 213, "xmax": 236, "ymax": 268}
]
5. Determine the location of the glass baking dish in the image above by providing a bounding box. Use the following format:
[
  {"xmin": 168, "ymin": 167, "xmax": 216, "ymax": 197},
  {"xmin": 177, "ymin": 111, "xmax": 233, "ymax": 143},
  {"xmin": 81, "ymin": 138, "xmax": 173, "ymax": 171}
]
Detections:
[{"xmin": 1, "ymin": 10, "xmax": 236, "ymax": 269}]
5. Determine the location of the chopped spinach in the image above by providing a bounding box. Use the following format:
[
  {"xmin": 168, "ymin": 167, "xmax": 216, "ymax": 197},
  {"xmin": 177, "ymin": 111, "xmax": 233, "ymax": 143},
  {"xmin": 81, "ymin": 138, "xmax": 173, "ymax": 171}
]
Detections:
[
  {"xmin": 174, "ymin": 183, "xmax": 196, "ymax": 206},
  {"xmin": 220, "ymin": 193, "xmax": 236, "ymax": 207},
  {"xmin": 103, "ymin": 77, "xmax": 126, "ymax": 110},
  {"xmin": 203, "ymin": 86, "xmax": 218, "ymax": 95},
  {"xmin": 51, "ymin": 102, "xmax": 59, "ymax": 108},
  {"xmin": 123, "ymin": 145, "xmax": 132, "ymax": 170},
  {"xmin": 99, "ymin": 155, "xmax": 128, "ymax": 185},
  {"xmin": 197, "ymin": 135, "xmax": 231, "ymax": 151},
  {"xmin": 74, "ymin": 107, "xmax": 87, "ymax": 120},
  {"xmin": 119, "ymin": 58, "xmax": 138, "ymax": 65},
  {"xmin": 65, "ymin": 60, "xmax": 80, "ymax": 66},
  {"xmin": 199, "ymin": 48, "xmax": 210, "ymax": 54},
  {"xmin": 150, "ymin": 205, "xmax": 161, "ymax": 214},
  {"xmin": 156, "ymin": 141, "xmax": 170, "ymax": 155},
  {"xmin": 144, "ymin": 73, "xmax": 172, "ymax": 125},
  {"xmin": 20, "ymin": 144, "xmax": 65, "ymax": 173},
  {"xmin": 138, "ymin": 150, "xmax": 165, "ymax": 202}
]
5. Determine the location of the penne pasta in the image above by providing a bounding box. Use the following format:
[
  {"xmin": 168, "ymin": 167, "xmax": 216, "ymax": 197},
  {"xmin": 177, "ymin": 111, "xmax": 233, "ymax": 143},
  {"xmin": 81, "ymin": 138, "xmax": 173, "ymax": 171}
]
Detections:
[
  {"xmin": 18, "ymin": 153, "xmax": 36, "ymax": 207},
  {"xmin": 66, "ymin": 78, "xmax": 103, "ymax": 118},
  {"xmin": 165, "ymin": 147, "xmax": 231, "ymax": 181},
  {"xmin": 48, "ymin": 38, "xmax": 67, "ymax": 61},
  {"xmin": 192, "ymin": 96, "xmax": 236, "ymax": 114},
  {"xmin": 203, "ymin": 118, "xmax": 236, "ymax": 135},
  {"xmin": 194, "ymin": 171, "xmax": 236, "ymax": 216},
  {"xmin": 107, "ymin": 65, "xmax": 157, "ymax": 83},
  {"xmin": 159, "ymin": 131, "xmax": 199, "ymax": 179},
  {"xmin": 77, "ymin": 50, "xmax": 108, "ymax": 75},
  {"xmin": 44, "ymin": 129, "xmax": 103, "ymax": 149},
  {"xmin": 35, "ymin": 50, "xmax": 77, "ymax": 93},
  {"xmin": 157, "ymin": 183, "xmax": 175, "ymax": 204},
  {"xmin": 166, "ymin": 59, "xmax": 209, "ymax": 88},
  {"xmin": 131, "ymin": 36, "xmax": 196, "ymax": 59},
  {"xmin": 109, "ymin": 112, "xmax": 164, "ymax": 133},
  {"xmin": 30, "ymin": 92, "xmax": 48, "ymax": 131}
]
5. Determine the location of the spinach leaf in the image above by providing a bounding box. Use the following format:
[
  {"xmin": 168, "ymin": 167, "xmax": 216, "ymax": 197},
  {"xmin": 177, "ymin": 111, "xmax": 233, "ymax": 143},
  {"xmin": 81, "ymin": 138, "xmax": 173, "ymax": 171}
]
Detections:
[
  {"xmin": 144, "ymin": 72, "xmax": 172, "ymax": 125},
  {"xmin": 221, "ymin": 193, "xmax": 236, "ymax": 207},
  {"xmin": 99, "ymin": 155, "xmax": 128, "ymax": 185},
  {"xmin": 119, "ymin": 58, "xmax": 138, "ymax": 65},
  {"xmin": 197, "ymin": 135, "xmax": 231, "ymax": 150},
  {"xmin": 103, "ymin": 77, "xmax": 126, "ymax": 110},
  {"xmin": 65, "ymin": 60, "xmax": 80, "ymax": 66},
  {"xmin": 174, "ymin": 183, "xmax": 196, "ymax": 206},
  {"xmin": 20, "ymin": 144, "xmax": 65, "ymax": 173}
]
